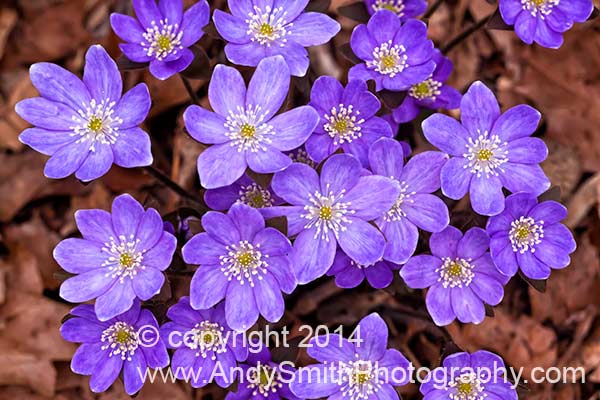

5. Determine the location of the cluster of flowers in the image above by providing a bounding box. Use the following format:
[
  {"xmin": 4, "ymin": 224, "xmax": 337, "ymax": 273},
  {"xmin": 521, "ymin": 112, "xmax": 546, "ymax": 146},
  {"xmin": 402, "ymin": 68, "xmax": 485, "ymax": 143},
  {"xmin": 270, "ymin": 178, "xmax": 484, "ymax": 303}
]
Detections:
[{"xmin": 14, "ymin": 0, "xmax": 587, "ymax": 398}]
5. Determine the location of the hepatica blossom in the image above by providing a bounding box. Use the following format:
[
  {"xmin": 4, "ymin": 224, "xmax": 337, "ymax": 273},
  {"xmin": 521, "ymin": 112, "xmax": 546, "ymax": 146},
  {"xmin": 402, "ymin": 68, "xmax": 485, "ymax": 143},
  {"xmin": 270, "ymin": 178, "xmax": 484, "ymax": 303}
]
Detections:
[
  {"xmin": 306, "ymin": 77, "xmax": 392, "ymax": 166},
  {"xmin": 160, "ymin": 297, "xmax": 248, "ymax": 388},
  {"xmin": 290, "ymin": 313, "xmax": 410, "ymax": 400},
  {"xmin": 401, "ymin": 226, "xmax": 509, "ymax": 326},
  {"xmin": 369, "ymin": 138, "xmax": 449, "ymax": 264},
  {"xmin": 213, "ymin": 0, "xmax": 340, "ymax": 77},
  {"xmin": 499, "ymin": 0, "xmax": 594, "ymax": 48},
  {"xmin": 420, "ymin": 351, "xmax": 518, "ymax": 400},
  {"xmin": 349, "ymin": 10, "xmax": 435, "ymax": 92},
  {"xmin": 271, "ymin": 154, "xmax": 400, "ymax": 284},
  {"xmin": 182, "ymin": 203, "xmax": 296, "ymax": 331},
  {"xmin": 204, "ymin": 173, "xmax": 283, "ymax": 215},
  {"xmin": 327, "ymin": 250, "xmax": 399, "ymax": 289},
  {"xmin": 423, "ymin": 81, "xmax": 550, "ymax": 216},
  {"xmin": 61, "ymin": 301, "xmax": 169, "ymax": 395},
  {"xmin": 365, "ymin": 0, "xmax": 428, "ymax": 21},
  {"xmin": 111, "ymin": 0, "xmax": 210, "ymax": 80},
  {"xmin": 487, "ymin": 192, "xmax": 576, "ymax": 280},
  {"xmin": 56, "ymin": 194, "xmax": 177, "ymax": 321},
  {"xmin": 16, "ymin": 45, "xmax": 152, "ymax": 182},
  {"xmin": 226, "ymin": 347, "xmax": 298, "ymax": 400},
  {"xmin": 392, "ymin": 49, "xmax": 462, "ymax": 123},
  {"xmin": 184, "ymin": 55, "xmax": 319, "ymax": 189}
]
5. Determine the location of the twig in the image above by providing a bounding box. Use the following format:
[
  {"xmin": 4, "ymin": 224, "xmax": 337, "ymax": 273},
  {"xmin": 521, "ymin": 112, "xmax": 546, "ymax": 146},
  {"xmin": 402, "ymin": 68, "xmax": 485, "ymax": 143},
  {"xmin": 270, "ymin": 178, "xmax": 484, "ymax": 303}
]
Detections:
[
  {"xmin": 179, "ymin": 74, "xmax": 200, "ymax": 105},
  {"xmin": 423, "ymin": 0, "xmax": 444, "ymax": 19},
  {"xmin": 441, "ymin": 12, "xmax": 494, "ymax": 54},
  {"xmin": 144, "ymin": 165, "xmax": 202, "ymax": 205}
]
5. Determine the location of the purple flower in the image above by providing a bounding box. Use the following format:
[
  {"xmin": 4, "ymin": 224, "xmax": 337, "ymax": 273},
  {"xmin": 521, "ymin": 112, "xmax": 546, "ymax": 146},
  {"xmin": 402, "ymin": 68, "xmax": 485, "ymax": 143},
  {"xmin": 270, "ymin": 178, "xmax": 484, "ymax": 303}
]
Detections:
[
  {"xmin": 287, "ymin": 146, "xmax": 318, "ymax": 168},
  {"xmin": 110, "ymin": 0, "xmax": 210, "ymax": 80},
  {"xmin": 487, "ymin": 192, "xmax": 576, "ymax": 280},
  {"xmin": 160, "ymin": 297, "xmax": 248, "ymax": 388},
  {"xmin": 401, "ymin": 226, "xmax": 509, "ymax": 326},
  {"xmin": 184, "ymin": 56, "xmax": 319, "ymax": 189},
  {"xmin": 348, "ymin": 10, "xmax": 435, "ymax": 92},
  {"xmin": 422, "ymin": 81, "xmax": 550, "ymax": 216},
  {"xmin": 369, "ymin": 138, "xmax": 449, "ymax": 264},
  {"xmin": 365, "ymin": 0, "xmax": 428, "ymax": 21},
  {"xmin": 61, "ymin": 301, "xmax": 169, "ymax": 395},
  {"xmin": 182, "ymin": 203, "xmax": 296, "ymax": 331},
  {"xmin": 391, "ymin": 49, "xmax": 462, "ymax": 123},
  {"xmin": 213, "ymin": 0, "xmax": 340, "ymax": 77},
  {"xmin": 271, "ymin": 154, "xmax": 400, "ymax": 284},
  {"xmin": 204, "ymin": 173, "xmax": 284, "ymax": 215},
  {"xmin": 226, "ymin": 347, "xmax": 298, "ymax": 400},
  {"xmin": 290, "ymin": 313, "xmax": 410, "ymax": 399},
  {"xmin": 306, "ymin": 77, "xmax": 392, "ymax": 166},
  {"xmin": 327, "ymin": 250, "xmax": 399, "ymax": 289},
  {"xmin": 499, "ymin": 0, "xmax": 594, "ymax": 48},
  {"xmin": 420, "ymin": 350, "xmax": 517, "ymax": 400},
  {"xmin": 16, "ymin": 45, "xmax": 152, "ymax": 182},
  {"xmin": 56, "ymin": 194, "xmax": 177, "ymax": 321}
]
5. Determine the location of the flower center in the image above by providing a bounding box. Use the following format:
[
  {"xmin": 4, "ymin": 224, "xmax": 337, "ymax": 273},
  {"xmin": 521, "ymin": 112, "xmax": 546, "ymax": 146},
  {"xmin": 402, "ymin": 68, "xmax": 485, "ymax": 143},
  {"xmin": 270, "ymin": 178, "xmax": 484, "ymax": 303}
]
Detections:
[
  {"xmin": 184, "ymin": 320, "xmax": 227, "ymax": 359},
  {"xmin": 71, "ymin": 99, "xmax": 123, "ymax": 151},
  {"xmin": 142, "ymin": 19, "xmax": 183, "ymax": 61},
  {"xmin": 338, "ymin": 359, "xmax": 381, "ymax": 400},
  {"xmin": 448, "ymin": 372, "xmax": 486, "ymax": 400},
  {"xmin": 437, "ymin": 257, "xmax": 475, "ymax": 288},
  {"xmin": 324, "ymin": 104, "xmax": 365, "ymax": 145},
  {"xmin": 367, "ymin": 40, "xmax": 408, "ymax": 77},
  {"xmin": 372, "ymin": 0, "xmax": 406, "ymax": 15},
  {"xmin": 249, "ymin": 365, "xmax": 283, "ymax": 397},
  {"xmin": 509, "ymin": 216, "xmax": 544, "ymax": 254},
  {"xmin": 101, "ymin": 321, "xmax": 139, "ymax": 361},
  {"xmin": 246, "ymin": 6, "xmax": 290, "ymax": 46},
  {"xmin": 288, "ymin": 148, "xmax": 317, "ymax": 168},
  {"xmin": 302, "ymin": 184, "xmax": 355, "ymax": 240},
  {"xmin": 225, "ymin": 105, "xmax": 274, "ymax": 152},
  {"xmin": 102, "ymin": 235, "xmax": 145, "ymax": 282},
  {"xmin": 521, "ymin": 0, "xmax": 559, "ymax": 18},
  {"xmin": 463, "ymin": 130, "xmax": 508, "ymax": 178},
  {"xmin": 220, "ymin": 240, "xmax": 268, "ymax": 287},
  {"xmin": 384, "ymin": 181, "xmax": 415, "ymax": 222},
  {"xmin": 239, "ymin": 183, "xmax": 273, "ymax": 208},
  {"xmin": 410, "ymin": 78, "xmax": 443, "ymax": 100}
]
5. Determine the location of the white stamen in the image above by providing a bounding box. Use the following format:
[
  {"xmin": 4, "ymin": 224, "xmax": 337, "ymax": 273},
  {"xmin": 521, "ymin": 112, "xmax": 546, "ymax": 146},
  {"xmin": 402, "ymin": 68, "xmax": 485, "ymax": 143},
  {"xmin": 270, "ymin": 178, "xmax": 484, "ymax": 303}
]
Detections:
[
  {"xmin": 436, "ymin": 257, "xmax": 475, "ymax": 288},
  {"xmin": 335, "ymin": 356, "xmax": 382, "ymax": 400},
  {"xmin": 71, "ymin": 99, "xmax": 123, "ymax": 151},
  {"xmin": 238, "ymin": 183, "xmax": 273, "ymax": 208},
  {"xmin": 219, "ymin": 240, "xmax": 268, "ymax": 287},
  {"xmin": 324, "ymin": 104, "xmax": 365, "ymax": 145},
  {"xmin": 409, "ymin": 78, "xmax": 443, "ymax": 101},
  {"xmin": 509, "ymin": 216, "xmax": 544, "ymax": 254},
  {"xmin": 447, "ymin": 372, "xmax": 487, "ymax": 400},
  {"xmin": 371, "ymin": 0, "xmax": 406, "ymax": 16},
  {"xmin": 184, "ymin": 321, "xmax": 228, "ymax": 359},
  {"xmin": 521, "ymin": 0, "xmax": 559, "ymax": 18},
  {"xmin": 367, "ymin": 40, "xmax": 408, "ymax": 77},
  {"xmin": 463, "ymin": 130, "xmax": 508, "ymax": 178},
  {"xmin": 224, "ymin": 105, "xmax": 274, "ymax": 152},
  {"xmin": 246, "ymin": 6, "xmax": 290, "ymax": 46},
  {"xmin": 142, "ymin": 18, "xmax": 184, "ymax": 61},
  {"xmin": 384, "ymin": 181, "xmax": 415, "ymax": 221},
  {"xmin": 102, "ymin": 235, "xmax": 146, "ymax": 283},
  {"xmin": 101, "ymin": 321, "xmax": 139, "ymax": 361},
  {"xmin": 302, "ymin": 184, "xmax": 355, "ymax": 240},
  {"xmin": 248, "ymin": 364, "xmax": 284, "ymax": 397}
]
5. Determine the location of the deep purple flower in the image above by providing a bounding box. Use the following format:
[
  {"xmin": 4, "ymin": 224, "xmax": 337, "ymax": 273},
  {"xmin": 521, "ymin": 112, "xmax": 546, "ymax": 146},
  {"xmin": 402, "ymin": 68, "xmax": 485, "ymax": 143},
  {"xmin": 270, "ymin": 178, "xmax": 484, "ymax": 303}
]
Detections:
[
  {"xmin": 348, "ymin": 10, "xmax": 435, "ymax": 92},
  {"xmin": 290, "ymin": 313, "xmax": 410, "ymax": 400},
  {"xmin": 160, "ymin": 297, "xmax": 248, "ymax": 388},
  {"xmin": 213, "ymin": 0, "xmax": 340, "ymax": 77},
  {"xmin": 422, "ymin": 81, "xmax": 550, "ymax": 216},
  {"xmin": 369, "ymin": 138, "xmax": 449, "ymax": 264},
  {"xmin": 420, "ymin": 350, "xmax": 517, "ymax": 400},
  {"xmin": 61, "ymin": 301, "xmax": 169, "ymax": 395},
  {"xmin": 110, "ymin": 0, "xmax": 210, "ymax": 80},
  {"xmin": 271, "ymin": 154, "xmax": 400, "ymax": 284},
  {"xmin": 327, "ymin": 250, "xmax": 399, "ymax": 289},
  {"xmin": 391, "ymin": 49, "xmax": 462, "ymax": 123},
  {"xmin": 16, "ymin": 45, "xmax": 152, "ymax": 182},
  {"xmin": 401, "ymin": 226, "xmax": 509, "ymax": 326},
  {"xmin": 306, "ymin": 77, "xmax": 392, "ymax": 166},
  {"xmin": 365, "ymin": 0, "xmax": 428, "ymax": 21},
  {"xmin": 182, "ymin": 203, "xmax": 296, "ymax": 331},
  {"xmin": 226, "ymin": 347, "xmax": 298, "ymax": 400},
  {"xmin": 56, "ymin": 194, "xmax": 177, "ymax": 321},
  {"xmin": 487, "ymin": 192, "xmax": 576, "ymax": 280},
  {"xmin": 184, "ymin": 56, "xmax": 319, "ymax": 189},
  {"xmin": 204, "ymin": 173, "xmax": 284, "ymax": 216},
  {"xmin": 499, "ymin": 0, "xmax": 594, "ymax": 48}
]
